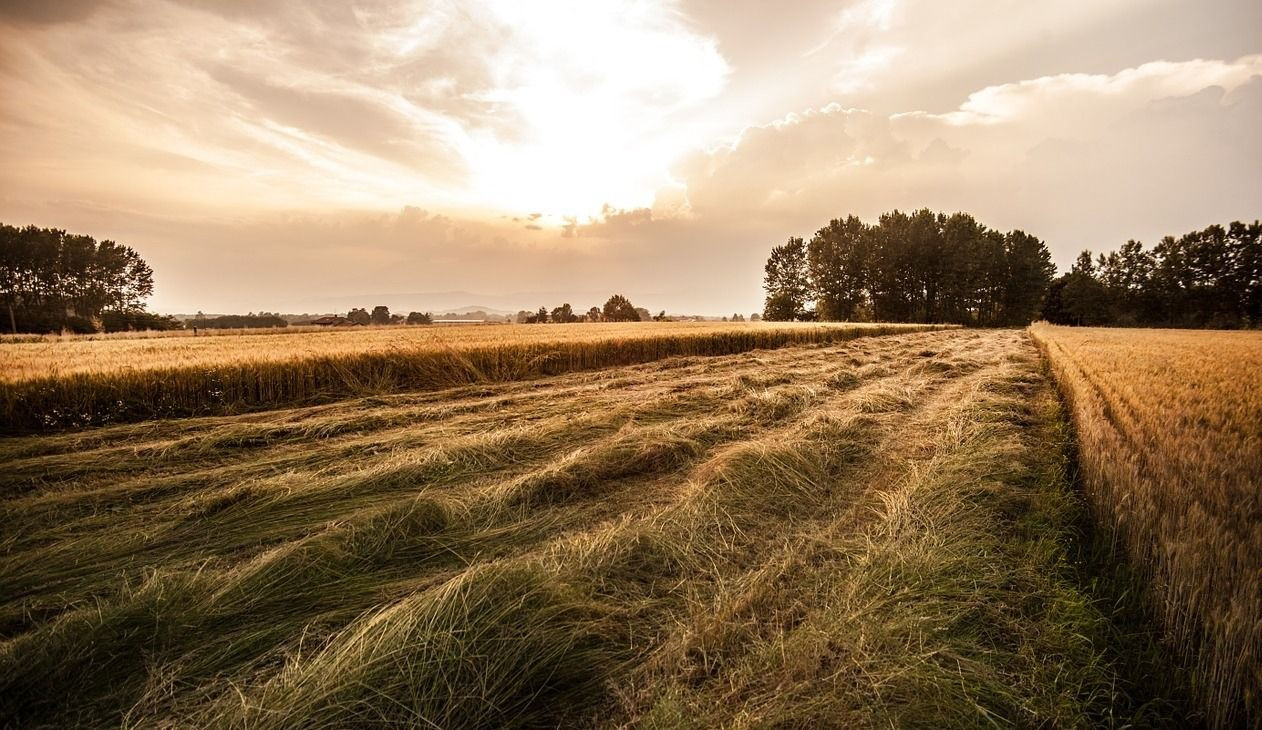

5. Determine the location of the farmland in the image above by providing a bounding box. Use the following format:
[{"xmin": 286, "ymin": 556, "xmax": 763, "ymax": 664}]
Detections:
[
  {"xmin": 1030, "ymin": 324, "xmax": 1262, "ymax": 727},
  {"xmin": 0, "ymin": 327, "xmax": 1184, "ymax": 727},
  {"xmin": 0, "ymin": 321, "xmax": 945, "ymax": 432}
]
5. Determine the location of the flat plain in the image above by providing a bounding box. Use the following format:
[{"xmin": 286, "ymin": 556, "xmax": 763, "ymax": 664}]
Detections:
[{"xmin": 0, "ymin": 327, "xmax": 1184, "ymax": 727}]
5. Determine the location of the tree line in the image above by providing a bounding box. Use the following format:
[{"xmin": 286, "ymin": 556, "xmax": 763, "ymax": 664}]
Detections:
[
  {"xmin": 1042, "ymin": 221, "xmax": 1262, "ymax": 328},
  {"xmin": 764, "ymin": 209, "xmax": 1055, "ymax": 326},
  {"xmin": 514, "ymin": 294, "xmax": 649, "ymax": 323},
  {"xmin": 0, "ymin": 223, "xmax": 175, "ymax": 333}
]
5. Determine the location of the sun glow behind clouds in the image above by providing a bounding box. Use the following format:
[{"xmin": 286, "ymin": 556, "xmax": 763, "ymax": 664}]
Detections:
[{"xmin": 447, "ymin": 0, "xmax": 729, "ymax": 217}]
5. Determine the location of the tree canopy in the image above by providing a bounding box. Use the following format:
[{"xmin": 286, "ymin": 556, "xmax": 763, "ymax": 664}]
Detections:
[
  {"xmin": 0, "ymin": 222, "xmax": 156, "ymax": 333},
  {"xmin": 764, "ymin": 210, "xmax": 1055, "ymax": 326},
  {"xmin": 1042, "ymin": 221, "xmax": 1262, "ymax": 328},
  {"xmin": 602, "ymin": 294, "xmax": 640, "ymax": 322}
]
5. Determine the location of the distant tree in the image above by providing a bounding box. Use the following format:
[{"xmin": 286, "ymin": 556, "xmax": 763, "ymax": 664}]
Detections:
[
  {"xmin": 347, "ymin": 308, "xmax": 370, "ymax": 325},
  {"xmin": 731, "ymin": 313, "xmax": 745, "ymax": 322},
  {"xmin": 763, "ymin": 236, "xmax": 811, "ymax": 321},
  {"xmin": 406, "ymin": 311, "xmax": 433, "ymax": 325},
  {"xmin": 195, "ymin": 314, "xmax": 288, "ymax": 329},
  {"xmin": 370, "ymin": 305, "xmax": 391, "ymax": 325},
  {"xmin": 634, "ymin": 307, "xmax": 651, "ymax": 322},
  {"xmin": 653, "ymin": 309, "xmax": 668, "ymax": 321},
  {"xmin": 750, "ymin": 312, "xmax": 761, "ymax": 321},
  {"xmin": 586, "ymin": 306, "xmax": 601, "ymax": 322},
  {"xmin": 100, "ymin": 310, "xmax": 183, "ymax": 332},
  {"xmin": 551, "ymin": 302, "xmax": 575, "ymax": 323},
  {"xmin": 602, "ymin": 294, "xmax": 640, "ymax": 322},
  {"xmin": 535, "ymin": 305, "xmax": 549, "ymax": 323}
]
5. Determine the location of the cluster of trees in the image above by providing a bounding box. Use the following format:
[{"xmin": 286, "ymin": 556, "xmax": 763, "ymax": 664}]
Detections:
[
  {"xmin": 515, "ymin": 294, "xmax": 649, "ymax": 324},
  {"xmin": 764, "ymin": 210, "xmax": 1055, "ymax": 326},
  {"xmin": 1042, "ymin": 221, "xmax": 1262, "ymax": 328},
  {"xmin": 343, "ymin": 307, "xmax": 433, "ymax": 325},
  {"xmin": 0, "ymin": 223, "xmax": 168, "ymax": 333}
]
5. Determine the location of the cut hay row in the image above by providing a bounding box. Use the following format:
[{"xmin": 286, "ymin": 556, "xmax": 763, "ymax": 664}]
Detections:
[
  {"xmin": 0, "ymin": 322, "xmax": 947, "ymax": 432},
  {"xmin": 1029, "ymin": 323, "xmax": 1261, "ymax": 728},
  {"xmin": 0, "ymin": 329, "xmax": 1181, "ymax": 727}
]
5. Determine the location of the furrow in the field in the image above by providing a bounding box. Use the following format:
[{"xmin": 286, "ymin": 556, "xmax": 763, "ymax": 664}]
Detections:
[
  {"xmin": 0, "ymin": 373, "xmax": 849, "ymax": 724},
  {"xmin": 192, "ymin": 331, "xmax": 994, "ymax": 728},
  {"xmin": 0, "ymin": 347, "xmax": 866, "ymax": 638},
  {"xmin": 1, "ymin": 332, "xmax": 955, "ymax": 536},
  {"xmin": 0, "ymin": 330, "xmax": 981, "ymax": 727},
  {"xmin": 0, "ymin": 334, "xmax": 872, "ymax": 496}
]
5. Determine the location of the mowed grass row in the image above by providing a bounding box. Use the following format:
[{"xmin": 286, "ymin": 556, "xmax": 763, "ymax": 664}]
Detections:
[
  {"xmin": 0, "ymin": 321, "xmax": 948, "ymax": 432},
  {"xmin": 1030, "ymin": 324, "xmax": 1262, "ymax": 728},
  {"xmin": 0, "ymin": 329, "xmax": 1181, "ymax": 728}
]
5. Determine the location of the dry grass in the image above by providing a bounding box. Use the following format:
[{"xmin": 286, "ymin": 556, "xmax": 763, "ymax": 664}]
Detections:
[
  {"xmin": 0, "ymin": 329, "xmax": 1180, "ymax": 728},
  {"xmin": 1030, "ymin": 323, "xmax": 1262, "ymax": 728},
  {"xmin": 0, "ymin": 321, "xmax": 947, "ymax": 431}
]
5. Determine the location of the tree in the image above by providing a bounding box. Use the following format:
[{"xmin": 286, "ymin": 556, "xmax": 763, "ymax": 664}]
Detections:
[
  {"xmin": 347, "ymin": 308, "xmax": 370, "ymax": 325},
  {"xmin": 750, "ymin": 312, "xmax": 761, "ymax": 321},
  {"xmin": 551, "ymin": 303, "xmax": 575, "ymax": 323},
  {"xmin": 406, "ymin": 311, "xmax": 432, "ymax": 325},
  {"xmin": 586, "ymin": 306, "xmax": 601, "ymax": 322},
  {"xmin": 602, "ymin": 294, "xmax": 640, "ymax": 322},
  {"xmin": 763, "ymin": 236, "xmax": 811, "ymax": 321},
  {"xmin": 999, "ymin": 229, "xmax": 1056, "ymax": 325},
  {"xmin": 535, "ymin": 306, "xmax": 549, "ymax": 323},
  {"xmin": 0, "ymin": 223, "xmax": 156, "ymax": 333},
  {"xmin": 808, "ymin": 216, "xmax": 869, "ymax": 321},
  {"xmin": 370, "ymin": 305, "xmax": 391, "ymax": 325},
  {"xmin": 634, "ymin": 307, "xmax": 651, "ymax": 322}
]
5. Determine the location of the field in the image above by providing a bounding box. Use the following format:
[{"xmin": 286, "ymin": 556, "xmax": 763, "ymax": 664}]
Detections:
[
  {"xmin": 0, "ymin": 327, "xmax": 1184, "ymax": 727},
  {"xmin": 1030, "ymin": 324, "xmax": 1262, "ymax": 727},
  {"xmin": 0, "ymin": 322, "xmax": 944, "ymax": 432}
]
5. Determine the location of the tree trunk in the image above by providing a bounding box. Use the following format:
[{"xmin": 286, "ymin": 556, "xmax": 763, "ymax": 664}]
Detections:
[{"xmin": 6, "ymin": 302, "xmax": 14, "ymax": 334}]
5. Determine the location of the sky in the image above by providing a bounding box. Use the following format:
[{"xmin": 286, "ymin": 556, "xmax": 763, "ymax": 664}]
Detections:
[{"xmin": 0, "ymin": 0, "xmax": 1259, "ymax": 315}]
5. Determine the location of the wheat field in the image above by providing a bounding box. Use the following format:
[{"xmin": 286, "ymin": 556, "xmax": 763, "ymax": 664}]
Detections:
[
  {"xmin": 1030, "ymin": 324, "xmax": 1262, "ymax": 727},
  {"xmin": 0, "ymin": 328, "xmax": 1180, "ymax": 728},
  {"xmin": 0, "ymin": 322, "xmax": 946, "ymax": 432}
]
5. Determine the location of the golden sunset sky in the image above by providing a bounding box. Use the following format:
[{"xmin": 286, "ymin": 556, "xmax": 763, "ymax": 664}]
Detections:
[{"xmin": 1, "ymin": 0, "xmax": 1259, "ymax": 314}]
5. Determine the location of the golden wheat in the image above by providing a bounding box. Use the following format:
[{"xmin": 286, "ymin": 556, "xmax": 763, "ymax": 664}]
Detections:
[
  {"xmin": 1029, "ymin": 323, "xmax": 1262, "ymax": 728},
  {"xmin": 0, "ymin": 321, "xmax": 947, "ymax": 431}
]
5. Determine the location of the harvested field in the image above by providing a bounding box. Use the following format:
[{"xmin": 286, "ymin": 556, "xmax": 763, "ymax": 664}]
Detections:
[
  {"xmin": 0, "ymin": 321, "xmax": 944, "ymax": 431},
  {"xmin": 0, "ymin": 329, "xmax": 1180, "ymax": 727},
  {"xmin": 1031, "ymin": 324, "xmax": 1262, "ymax": 727}
]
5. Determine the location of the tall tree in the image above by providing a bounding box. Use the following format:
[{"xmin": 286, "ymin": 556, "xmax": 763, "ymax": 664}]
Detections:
[
  {"xmin": 602, "ymin": 294, "xmax": 640, "ymax": 322},
  {"xmin": 808, "ymin": 216, "xmax": 868, "ymax": 321},
  {"xmin": 763, "ymin": 236, "xmax": 811, "ymax": 321}
]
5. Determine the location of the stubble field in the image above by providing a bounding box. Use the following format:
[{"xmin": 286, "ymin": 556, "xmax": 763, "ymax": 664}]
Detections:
[{"xmin": 0, "ymin": 327, "xmax": 1186, "ymax": 728}]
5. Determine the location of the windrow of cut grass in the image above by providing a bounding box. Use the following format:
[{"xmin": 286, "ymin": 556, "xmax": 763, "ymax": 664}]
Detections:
[
  {"xmin": 1030, "ymin": 323, "xmax": 1262, "ymax": 728},
  {"xmin": 0, "ymin": 321, "xmax": 947, "ymax": 432},
  {"xmin": 0, "ymin": 329, "xmax": 1181, "ymax": 728}
]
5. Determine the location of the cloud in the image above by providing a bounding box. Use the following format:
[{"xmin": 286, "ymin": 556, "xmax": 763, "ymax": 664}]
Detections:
[
  {"xmin": 657, "ymin": 55, "xmax": 1262, "ymax": 271},
  {"xmin": 0, "ymin": 0, "xmax": 110, "ymax": 25}
]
